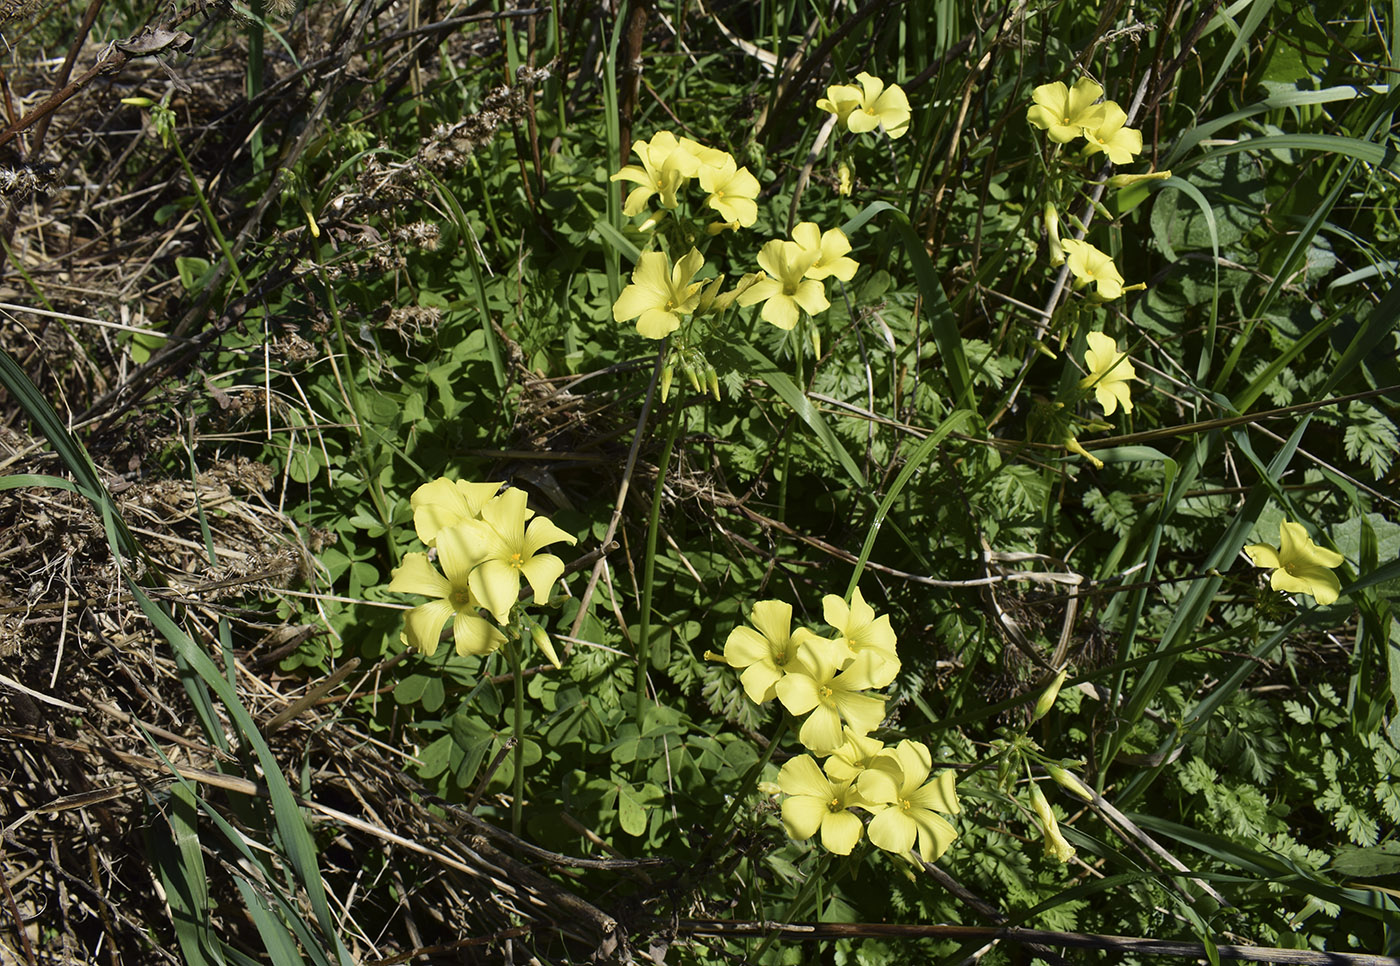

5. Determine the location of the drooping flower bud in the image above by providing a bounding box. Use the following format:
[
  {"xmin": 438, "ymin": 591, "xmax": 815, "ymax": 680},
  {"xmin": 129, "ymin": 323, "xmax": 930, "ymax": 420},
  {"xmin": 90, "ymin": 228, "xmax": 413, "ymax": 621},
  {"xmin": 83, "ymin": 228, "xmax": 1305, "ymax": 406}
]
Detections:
[
  {"xmin": 1064, "ymin": 437, "xmax": 1104, "ymax": 470},
  {"xmin": 531, "ymin": 625, "xmax": 563, "ymax": 669},
  {"xmin": 1029, "ymin": 782, "xmax": 1076, "ymax": 863},
  {"xmin": 660, "ymin": 364, "xmax": 674, "ymax": 403}
]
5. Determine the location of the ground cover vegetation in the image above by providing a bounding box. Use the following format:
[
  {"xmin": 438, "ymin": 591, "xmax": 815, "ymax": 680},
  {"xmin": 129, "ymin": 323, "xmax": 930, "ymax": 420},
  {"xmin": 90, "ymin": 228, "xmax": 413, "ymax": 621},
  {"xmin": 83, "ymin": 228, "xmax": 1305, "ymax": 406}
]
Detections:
[{"xmin": 0, "ymin": 0, "xmax": 1397, "ymax": 962}]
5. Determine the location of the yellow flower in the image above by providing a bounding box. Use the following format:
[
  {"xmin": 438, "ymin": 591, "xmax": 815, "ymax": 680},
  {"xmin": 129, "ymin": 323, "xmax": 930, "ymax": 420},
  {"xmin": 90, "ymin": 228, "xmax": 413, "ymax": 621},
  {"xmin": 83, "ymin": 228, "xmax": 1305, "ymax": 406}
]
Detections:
[
  {"xmin": 819, "ymin": 72, "xmax": 911, "ymax": 139},
  {"xmin": 722, "ymin": 600, "xmax": 818, "ymax": 703},
  {"xmin": 387, "ymin": 528, "xmax": 506, "ymax": 657},
  {"xmin": 1061, "ymin": 238, "xmax": 1125, "ymax": 300},
  {"xmin": 774, "ymin": 636, "xmax": 887, "ymax": 755},
  {"xmin": 736, "ymin": 240, "xmax": 829, "ymax": 329},
  {"xmin": 609, "ymin": 131, "xmax": 699, "ymax": 216},
  {"xmin": 1244, "ymin": 520, "xmax": 1346, "ymax": 605},
  {"xmin": 612, "ymin": 248, "xmax": 707, "ymax": 339},
  {"xmin": 790, "ymin": 222, "xmax": 859, "ymax": 282},
  {"xmin": 1084, "ymin": 102, "xmax": 1143, "ymax": 164},
  {"xmin": 1079, "ymin": 331, "xmax": 1136, "ymax": 416},
  {"xmin": 409, "ymin": 477, "xmax": 507, "ymax": 546},
  {"xmin": 776, "ymin": 754, "xmax": 866, "ymax": 855},
  {"xmin": 858, "ymin": 740, "xmax": 960, "ymax": 862},
  {"xmin": 821, "ymin": 587, "xmax": 899, "ymax": 687},
  {"xmin": 823, "ymin": 729, "xmax": 886, "ymax": 782},
  {"xmin": 676, "ymin": 136, "xmax": 731, "ymax": 171},
  {"xmin": 1029, "ymin": 781, "xmax": 1075, "ymax": 863},
  {"xmin": 1026, "ymin": 77, "xmax": 1108, "ymax": 143},
  {"xmin": 457, "ymin": 488, "xmax": 577, "ymax": 624},
  {"xmin": 697, "ymin": 153, "xmax": 760, "ymax": 227},
  {"xmin": 816, "ymin": 81, "xmax": 862, "ymax": 127}
]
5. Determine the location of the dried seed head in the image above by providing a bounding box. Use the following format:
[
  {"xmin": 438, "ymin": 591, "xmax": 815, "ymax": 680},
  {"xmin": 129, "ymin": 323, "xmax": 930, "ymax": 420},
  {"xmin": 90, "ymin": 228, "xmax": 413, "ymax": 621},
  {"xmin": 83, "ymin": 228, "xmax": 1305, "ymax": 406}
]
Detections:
[
  {"xmin": 0, "ymin": 0, "xmax": 43, "ymax": 25},
  {"xmin": 0, "ymin": 162, "xmax": 53, "ymax": 198}
]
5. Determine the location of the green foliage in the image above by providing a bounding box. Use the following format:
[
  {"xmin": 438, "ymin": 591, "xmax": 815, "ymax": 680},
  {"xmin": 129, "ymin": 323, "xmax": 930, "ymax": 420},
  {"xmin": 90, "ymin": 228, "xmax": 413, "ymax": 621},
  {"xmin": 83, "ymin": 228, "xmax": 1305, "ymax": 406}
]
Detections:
[{"xmin": 41, "ymin": 0, "xmax": 1400, "ymax": 960}]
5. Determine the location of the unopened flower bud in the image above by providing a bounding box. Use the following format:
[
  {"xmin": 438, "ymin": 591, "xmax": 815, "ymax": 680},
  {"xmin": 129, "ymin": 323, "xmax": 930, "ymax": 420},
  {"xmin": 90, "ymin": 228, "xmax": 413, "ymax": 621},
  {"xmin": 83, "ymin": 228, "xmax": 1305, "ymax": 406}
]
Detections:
[
  {"xmin": 660, "ymin": 364, "xmax": 674, "ymax": 403},
  {"xmin": 1033, "ymin": 668, "xmax": 1068, "ymax": 720},
  {"xmin": 531, "ymin": 626, "xmax": 562, "ymax": 669},
  {"xmin": 685, "ymin": 363, "xmax": 703, "ymax": 393},
  {"xmin": 1044, "ymin": 203, "xmax": 1065, "ymax": 267},
  {"xmin": 837, "ymin": 162, "xmax": 853, "ymax": 196},
  {"xmin": 1106, "ymin": 170, "xmax": 1172, "ymax": 188},
  {"xmin": 1046, "ymin": 764, "xmax": 1095, "ymax": 802},
  {"xmin": 638, "ymin": 210, "xmax": 668, "ymax": 232},
  {"xmin": 706, "ymin": 367, "xmax": 721, "ymax": 400}
]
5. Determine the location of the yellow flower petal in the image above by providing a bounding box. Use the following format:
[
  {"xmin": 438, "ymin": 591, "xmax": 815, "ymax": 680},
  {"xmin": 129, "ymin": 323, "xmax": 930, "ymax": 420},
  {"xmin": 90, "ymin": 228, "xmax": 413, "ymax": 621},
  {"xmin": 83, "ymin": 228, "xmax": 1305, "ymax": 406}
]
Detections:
[
  {"xmin": 388, "ymin": 553, "xmax": 452, "ymax": 599},
  {"xmin": 454, "ymin": 611, "xmax": 506, "ymax": 656},
  {"xmin": 468, "ymin": 558, "xmax": 520, "ymax": 625},
  {"xmin": 402, "ymin": 598, "xmax": 456, "ymax": 656}
]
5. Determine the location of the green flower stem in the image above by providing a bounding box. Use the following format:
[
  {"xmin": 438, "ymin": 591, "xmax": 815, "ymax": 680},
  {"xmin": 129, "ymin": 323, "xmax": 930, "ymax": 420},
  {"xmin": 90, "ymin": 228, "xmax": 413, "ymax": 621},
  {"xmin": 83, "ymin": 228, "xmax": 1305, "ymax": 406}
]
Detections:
[
  {"xmin": 753, "ymin": 850, "xmax": 836, "ymax": 961},
  {"xmin": 168, "ymin": 135, "xmax": 249, "ymax": 297},
  {"xmin": 318, "ymin": 272, "xmax": 397, "ymax": 560},
  {"xmin": 635, "ymin": 397, "xmax": 686, "ymax": 722},
  {"xmin": 777, "ymin": 325, "xmax": 806, "ymax": 521},
  {"xmin": 505, "ymin": 636, "xmax": 525, "ymax": 836},
  {"xmin": 697, "ymin": 716, "xmax": 789, "ymax": 867}
]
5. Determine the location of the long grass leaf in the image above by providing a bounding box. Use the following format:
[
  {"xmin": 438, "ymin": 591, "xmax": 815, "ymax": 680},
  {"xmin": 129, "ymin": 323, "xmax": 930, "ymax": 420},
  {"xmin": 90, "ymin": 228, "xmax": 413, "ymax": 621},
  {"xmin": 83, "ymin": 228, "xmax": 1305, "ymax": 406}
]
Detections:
[
  {"xmin": 128, "ymin": 581, "xmax": 353, "ymax": 964},
  {"xmin": 842, "ymin": 201, "xmax": 975, "ymax": 411},
  {"xmin": 844, "ymin": 408, "xmax": 972, "ymax": 597},
  {"xmin": 735, "ymin": 342, "xmax": 865, "ymax": 489}
]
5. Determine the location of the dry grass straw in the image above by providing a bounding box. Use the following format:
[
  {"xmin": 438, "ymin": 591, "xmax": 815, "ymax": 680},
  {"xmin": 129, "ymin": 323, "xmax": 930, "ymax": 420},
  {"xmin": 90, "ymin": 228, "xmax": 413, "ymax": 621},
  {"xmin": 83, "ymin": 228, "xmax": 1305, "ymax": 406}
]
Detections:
[{"xmin": 0, "ymin": 3, "xmax": 657, "ymax": 962}]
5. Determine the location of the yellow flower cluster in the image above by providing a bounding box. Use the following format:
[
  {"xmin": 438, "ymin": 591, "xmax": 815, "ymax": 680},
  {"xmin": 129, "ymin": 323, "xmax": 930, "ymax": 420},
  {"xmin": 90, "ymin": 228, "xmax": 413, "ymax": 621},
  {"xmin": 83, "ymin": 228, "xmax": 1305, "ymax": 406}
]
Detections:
[
  {"xmin": 385, "ymin": 478, "xmax": 576, "ymax": 660},
  {"xmin": 607, "ymin": 116, "xmax": 874, "ymax": 345},
  {"xmin": 817, "ymin": 72, "xmax": 911, "ymax": 140},
  {"xmin": 610, "ymin": 221, "xmax": 857, "ymax": 340},
  {"xmin": 777, "ymin": 739, "xmax": 960, "ymax": 860},
  {"xmin": 738, "ymin": 222, "xmax": 858, "ymax": 330},
  {"xmin": 610, "ymin": 131, "xmax": 761, "ymax": 229},
  {"xmin": 719, "ymin": 590, "xmax": 961, "ymax": 860},
  {"xmin": 1026, "ymin": 77, "xmax": 1143, "ymax": 165}
]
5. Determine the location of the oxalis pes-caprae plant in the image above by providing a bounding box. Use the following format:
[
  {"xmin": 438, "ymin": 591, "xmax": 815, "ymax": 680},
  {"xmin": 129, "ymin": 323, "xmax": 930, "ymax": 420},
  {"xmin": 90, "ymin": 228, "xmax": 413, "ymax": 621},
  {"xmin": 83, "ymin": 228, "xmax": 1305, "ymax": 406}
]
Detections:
[{"xmin": 378, "ymin": 66, "xmax": 1362, "ymax": 908}]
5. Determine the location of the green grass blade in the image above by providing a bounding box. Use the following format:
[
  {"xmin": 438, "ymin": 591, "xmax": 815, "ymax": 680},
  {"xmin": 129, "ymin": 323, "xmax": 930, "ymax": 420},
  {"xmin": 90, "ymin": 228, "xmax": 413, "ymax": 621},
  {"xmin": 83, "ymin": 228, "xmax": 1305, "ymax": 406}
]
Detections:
[
  {"xmin": 843, "ymin": 201, "xmax": 975, "ymax": 412},
  {"xmin": 735, "ymin": 342, "xmax": 866, "ymax": 489},
  {"xmin": 844, "ymin": 408, "xmax": 972, "ymax": 597},
  {"xmin": 128, "ymin": 581, "xmax": 353, "ymax": 964}
]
